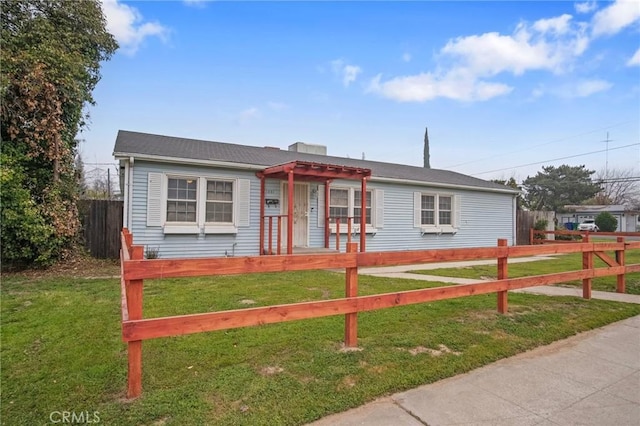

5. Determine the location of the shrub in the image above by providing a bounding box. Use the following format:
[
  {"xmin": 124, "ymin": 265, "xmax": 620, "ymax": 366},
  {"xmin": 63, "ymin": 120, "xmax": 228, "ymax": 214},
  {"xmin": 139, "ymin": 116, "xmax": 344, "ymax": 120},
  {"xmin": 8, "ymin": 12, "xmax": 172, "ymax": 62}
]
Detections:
[
  {"xmin": 554, "ymin": 225, "xmax": 575, "ymax": 241},
  {"xmin": 533, "ymin": 219, "xmax": 548, "ymax": 240},
  {"xmin": 595, "ymin": 212, "xmax": 617, "ymax": 232}
]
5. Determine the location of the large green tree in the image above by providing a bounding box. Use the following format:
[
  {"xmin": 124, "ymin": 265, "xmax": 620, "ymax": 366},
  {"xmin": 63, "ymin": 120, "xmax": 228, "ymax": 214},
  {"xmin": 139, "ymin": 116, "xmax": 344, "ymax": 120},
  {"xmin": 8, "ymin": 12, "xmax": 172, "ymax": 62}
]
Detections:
[
  {"xmin": 1, "ymin": 0, "xmax": 117, "ymax": 266},
  {"xmin": 522, "ymin": 165, "xmax": 602, "ymax": 212}
]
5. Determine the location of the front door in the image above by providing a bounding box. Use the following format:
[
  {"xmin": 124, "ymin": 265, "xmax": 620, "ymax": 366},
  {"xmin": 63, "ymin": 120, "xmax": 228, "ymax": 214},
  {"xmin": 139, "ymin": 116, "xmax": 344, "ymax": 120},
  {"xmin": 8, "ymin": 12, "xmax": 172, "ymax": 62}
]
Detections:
[{"xmin": 281, "ymin": 183, "xmax": 309, "ymax": 248}]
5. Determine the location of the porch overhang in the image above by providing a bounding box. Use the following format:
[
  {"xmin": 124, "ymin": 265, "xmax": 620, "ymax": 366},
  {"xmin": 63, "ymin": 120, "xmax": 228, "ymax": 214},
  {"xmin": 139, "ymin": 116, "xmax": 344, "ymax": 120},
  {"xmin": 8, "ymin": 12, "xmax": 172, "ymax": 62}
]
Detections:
[
  {"xmin": 257, "ymin": 160, "xmax": 372, "ymax": 182},
  {"xmin": 257, "ymin": 160, "xmax": 372, "ymax": 255}
]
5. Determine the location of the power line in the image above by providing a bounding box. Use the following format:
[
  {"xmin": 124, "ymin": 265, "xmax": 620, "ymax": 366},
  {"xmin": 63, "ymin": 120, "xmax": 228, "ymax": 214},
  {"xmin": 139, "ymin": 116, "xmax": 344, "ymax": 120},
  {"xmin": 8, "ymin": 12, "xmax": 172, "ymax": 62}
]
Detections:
[
  {"xmin": 444, "ymin": 119, "xmax": 636, "ymax": 169},
  {"xmin": 472, "ymin": 142, "xmax": 640, "ymax": 176}
]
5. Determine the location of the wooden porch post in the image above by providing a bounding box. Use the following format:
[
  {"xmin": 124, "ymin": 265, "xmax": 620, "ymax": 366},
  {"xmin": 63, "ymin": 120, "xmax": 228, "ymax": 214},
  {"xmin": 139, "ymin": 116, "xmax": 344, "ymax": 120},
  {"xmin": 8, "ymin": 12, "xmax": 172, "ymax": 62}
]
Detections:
[
  {"xmin": 287, "ymin": 169, "xmax": 294, "ymax": 255},
  {"xmin": 127, "ymin": 245, "xmax": 144, "ymax": 398},
  {"xmin": 360, "ymin": 177, "xmax": 367, "ymax": 252},
  {"xmin": 497, "ymin": 239, "xmax": 508, "ymax": 313},
  {"xmin": 345, "ymin": 242, "xmax": 358, "ymax": 347},
  {"xmin": 325, "ymin": 180, "xmax": 331, "ymax": 249},
  {"xmin": 259, "ymin": 174, "xmax": 265, "ymax": 255},
  {"xmin": 616, "ymin": 236, "xmax": 626, "ymax": 293}
]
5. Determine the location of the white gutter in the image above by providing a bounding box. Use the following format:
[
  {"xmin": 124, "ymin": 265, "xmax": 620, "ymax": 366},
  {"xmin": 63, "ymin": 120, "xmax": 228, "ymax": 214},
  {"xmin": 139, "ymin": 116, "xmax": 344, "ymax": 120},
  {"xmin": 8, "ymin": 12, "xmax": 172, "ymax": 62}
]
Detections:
[
  {"xmin": 127, "ymin": 157, "xmax": 134, "ymax": 229},
  {"xmin": 113, "ymin": 152, "xmax": 521, "ymax": 195}
]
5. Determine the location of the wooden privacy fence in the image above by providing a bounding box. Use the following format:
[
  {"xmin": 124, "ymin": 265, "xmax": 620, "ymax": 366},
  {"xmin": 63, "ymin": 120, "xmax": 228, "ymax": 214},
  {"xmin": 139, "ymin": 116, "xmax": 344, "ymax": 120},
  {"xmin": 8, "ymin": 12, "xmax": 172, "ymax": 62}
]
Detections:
[
  {"xmin": 120, "ymin": 228, "xmax": 640, "ymax": 398},
  {"xmin": 531, "ymin": 229, "xmax": 640, "ymax": 245},
  {"xmin": 78, "ymin": 199, "xmax": 123, "ymax": 258}
]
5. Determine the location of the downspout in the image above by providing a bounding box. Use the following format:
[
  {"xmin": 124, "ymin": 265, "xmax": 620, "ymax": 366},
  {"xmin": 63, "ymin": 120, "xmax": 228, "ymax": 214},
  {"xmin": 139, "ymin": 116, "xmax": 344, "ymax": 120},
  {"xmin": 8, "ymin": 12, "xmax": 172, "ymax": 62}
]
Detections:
[
  {"xmin": 512, "ymin": 194, "xmax": 517, "ymax": 245},
  {"xmin": 127, "ymin": 157, "xmax": 134, "ymax": 230}
]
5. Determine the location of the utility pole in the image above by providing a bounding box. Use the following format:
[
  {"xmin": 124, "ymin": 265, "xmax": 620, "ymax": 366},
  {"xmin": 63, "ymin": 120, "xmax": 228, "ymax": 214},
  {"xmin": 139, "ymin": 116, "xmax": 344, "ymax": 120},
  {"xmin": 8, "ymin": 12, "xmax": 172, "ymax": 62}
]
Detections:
[{"xmin": 602, "ymin": 132, "xmax": 612, "ymax": 204}]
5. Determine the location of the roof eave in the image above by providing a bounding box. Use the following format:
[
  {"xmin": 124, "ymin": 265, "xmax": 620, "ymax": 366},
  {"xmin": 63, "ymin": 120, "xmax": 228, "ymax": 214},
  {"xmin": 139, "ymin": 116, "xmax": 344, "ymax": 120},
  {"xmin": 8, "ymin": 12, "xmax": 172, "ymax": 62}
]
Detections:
[{"xmin": 114, "ymin": 152, "xmax": 518, "ymax": 194}]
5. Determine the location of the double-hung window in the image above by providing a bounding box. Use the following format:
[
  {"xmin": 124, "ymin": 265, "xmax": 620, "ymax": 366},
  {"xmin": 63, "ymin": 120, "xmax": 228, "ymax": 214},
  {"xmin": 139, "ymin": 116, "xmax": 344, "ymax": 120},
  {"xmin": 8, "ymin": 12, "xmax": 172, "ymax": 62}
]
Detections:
[
  {"xmin": 147, "ymin": 172, "xmax": 250, "ymax": 234},
  {"xmin": 205, "ymin": 180, "xmax": 233, "ymax": 224},
  {"xmin": 166, "ymin": 178, "xmax": 198, "ymax": 223},
  {"xmin": 415, "ymin": 192, "xmax": 458, "ymax": 234},
  {"xmin": 328, "ymin": 187, "xmax": 381, "ymax": 233},
  {"xmin": 354, "ymin": 190, "xmax": 371, "ymax": 226}
]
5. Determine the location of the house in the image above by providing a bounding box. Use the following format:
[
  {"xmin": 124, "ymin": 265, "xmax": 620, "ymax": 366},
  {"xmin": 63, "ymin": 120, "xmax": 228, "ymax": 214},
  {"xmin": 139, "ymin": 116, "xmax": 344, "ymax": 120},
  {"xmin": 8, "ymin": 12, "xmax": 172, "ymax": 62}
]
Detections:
[
  {"xmin": 560, "ymin": 205, "xmax": 639, "ymax": 232},
  {"xmin": 113, "ymin": 130, "xmax": 519, "ymax": 258}
]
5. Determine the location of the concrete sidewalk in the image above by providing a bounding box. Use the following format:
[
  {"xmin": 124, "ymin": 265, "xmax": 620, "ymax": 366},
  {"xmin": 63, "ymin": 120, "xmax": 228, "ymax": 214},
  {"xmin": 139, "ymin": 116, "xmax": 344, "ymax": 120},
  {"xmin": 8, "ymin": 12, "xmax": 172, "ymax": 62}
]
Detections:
[
  {"xmin": 308, "ymin": 256, "xmax": 640, "ymax": 425},
  {"xmin": 308, "ymin": 315, "xmax": 640, "ymax": 426}
]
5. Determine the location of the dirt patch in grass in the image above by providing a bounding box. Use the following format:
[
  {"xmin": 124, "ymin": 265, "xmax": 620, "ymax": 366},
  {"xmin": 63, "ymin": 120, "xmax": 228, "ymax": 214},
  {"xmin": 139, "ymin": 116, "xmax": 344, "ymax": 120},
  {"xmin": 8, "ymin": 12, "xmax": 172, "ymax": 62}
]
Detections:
[
  {"xmin": 259, "ymin": 366, "xmax": 284, "ymax": 376},
  {"xmin": 2, "ymin": 248, "xmax": 120, "ymax": 281},
  {"xmin": 405, "ymin": 344, "xmax": 462, "ymax": 357}
]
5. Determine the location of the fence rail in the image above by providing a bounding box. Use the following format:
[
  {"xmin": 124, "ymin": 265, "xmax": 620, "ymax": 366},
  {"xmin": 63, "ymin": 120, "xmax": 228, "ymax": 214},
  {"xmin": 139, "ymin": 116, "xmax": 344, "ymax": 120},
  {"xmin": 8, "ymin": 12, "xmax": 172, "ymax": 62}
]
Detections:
[
  {"xmin": 530, "ymin": 228, "xmax": 640, "ymax": 245},
  {"xmin": 120, "ymin": 228, "xmax": 637, "ymax": 398}
]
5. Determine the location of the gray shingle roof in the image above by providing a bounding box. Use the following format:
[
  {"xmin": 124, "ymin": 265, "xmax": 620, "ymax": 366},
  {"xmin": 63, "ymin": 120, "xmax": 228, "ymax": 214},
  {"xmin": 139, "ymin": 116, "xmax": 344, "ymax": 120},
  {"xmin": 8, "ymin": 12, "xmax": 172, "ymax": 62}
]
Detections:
[{"xmin": 113, "ymin": 130, "xmax": 514, "ymax": 192}]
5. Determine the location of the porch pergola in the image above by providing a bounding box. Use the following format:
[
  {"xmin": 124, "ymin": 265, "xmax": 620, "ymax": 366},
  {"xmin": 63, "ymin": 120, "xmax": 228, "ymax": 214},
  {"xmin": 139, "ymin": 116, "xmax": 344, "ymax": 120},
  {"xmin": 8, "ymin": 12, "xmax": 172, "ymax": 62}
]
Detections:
[{"xmin": 256, "ymin": 160, "xmax": 372, "ymax": 255}]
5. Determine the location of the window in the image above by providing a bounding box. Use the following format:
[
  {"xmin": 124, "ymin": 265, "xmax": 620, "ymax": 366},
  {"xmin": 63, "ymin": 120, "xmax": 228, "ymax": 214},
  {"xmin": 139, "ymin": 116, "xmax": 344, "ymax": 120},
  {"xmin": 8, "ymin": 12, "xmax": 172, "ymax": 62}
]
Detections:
[
  {"xmin": 206, "ymin": 180, "xmax": 233, "ymax": 223},
  {"xmin": 167, "ymin": 178, "xmax": 197, "ymax": 222},
  {"xmin": 329, "ymin": 189, "xmax": 349, "ymax": 224},
  {"xmin": 421, "ymin": 195, "xmax": 435, "ymax": 225},
  {"xmin": 415, "ymin": 192, "xmax": 458, "ymax": 233},
  {"xmin": 328, "ymin": 187, "xmax": 381, "ymax": 232},
  {"xmin": 354, "ymin": 190, "xmax": 372, "ymax": 225},
  {"xmin": 146, "ymin": 173, "xmax": 250, "ymax": 234},
  {"xmin": 439, "ymin": 195, "xmax": 452, "ymax": 225}
]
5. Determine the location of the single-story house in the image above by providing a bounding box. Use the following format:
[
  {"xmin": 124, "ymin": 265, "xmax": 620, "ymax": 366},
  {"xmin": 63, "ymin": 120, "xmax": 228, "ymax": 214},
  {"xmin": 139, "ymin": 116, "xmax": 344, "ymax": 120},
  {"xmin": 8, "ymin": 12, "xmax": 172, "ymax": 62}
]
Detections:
[
  {"xmin": 113, "ymin": 130, "xmax": 519, "ymax": 258},
  {"xmin": 560, "ymin": 205, "xmax": 639, "ymax": 232}
]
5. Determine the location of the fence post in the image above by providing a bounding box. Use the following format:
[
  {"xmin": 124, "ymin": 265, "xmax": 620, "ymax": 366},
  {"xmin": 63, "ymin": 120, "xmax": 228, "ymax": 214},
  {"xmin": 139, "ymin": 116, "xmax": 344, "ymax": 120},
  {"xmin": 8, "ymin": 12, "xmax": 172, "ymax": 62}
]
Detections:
[
  {"xmin": 582, "ymin": 234, "xmax": 592, "ymax": 300},
  {"xmin": 497, "ymin": 239, "xmax": 508, "ymax": 313},
  {"xmin": 345, "ymin": 242, "xmax": 359, "ymax": 347},
  {"xmin": 529, "ymin": 228, "xmax": 533, "ymax": 245},
  {"xmin": 127, "ymin": 245, "xmax": 144, "ymax": 398},
  {"xmin": 335, "ymin": 218, "xmax": 341, "ymax": 252},
  {"xmin": 616, "ymin": 237, "xmax": 626, "ymax": 293}
]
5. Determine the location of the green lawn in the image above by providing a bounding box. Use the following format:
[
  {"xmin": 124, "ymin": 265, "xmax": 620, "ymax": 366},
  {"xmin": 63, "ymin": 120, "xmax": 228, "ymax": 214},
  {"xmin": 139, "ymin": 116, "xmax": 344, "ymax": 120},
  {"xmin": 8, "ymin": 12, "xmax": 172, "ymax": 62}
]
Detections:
[
  {"xmin": 410, "ymin": 249, "xmax": 640, "ymax": 295},
  {"xmin": 2, "ymin": 270, "xmax": 639, "ymax": 425}
]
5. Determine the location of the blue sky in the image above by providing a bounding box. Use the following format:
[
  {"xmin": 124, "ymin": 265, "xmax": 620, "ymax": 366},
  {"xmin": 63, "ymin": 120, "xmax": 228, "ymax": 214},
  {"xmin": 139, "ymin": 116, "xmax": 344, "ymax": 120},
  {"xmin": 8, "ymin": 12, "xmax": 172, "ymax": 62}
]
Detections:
[{"xmin": 84, "ymin": 0, "xmax": 640, "ymax": 184}]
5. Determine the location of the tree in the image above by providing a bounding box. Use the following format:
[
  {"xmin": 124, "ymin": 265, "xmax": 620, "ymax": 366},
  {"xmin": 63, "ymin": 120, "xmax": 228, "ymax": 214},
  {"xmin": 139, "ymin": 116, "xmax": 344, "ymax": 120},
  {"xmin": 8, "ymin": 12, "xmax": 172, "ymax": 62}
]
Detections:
[
  {"xmin": 588, "ymin": 167, "xmax": 640, "ymax": 207},
  {"xmin": 595, "ymin": 212, "xmax": 618, "ymax": 232},
  {"xmin": 1, "ymin": 0, "xmax": 117, "ymax": 267},
  {"xmin": 521, "ymin": 165, "xmax": 601, "ymax": 212}
]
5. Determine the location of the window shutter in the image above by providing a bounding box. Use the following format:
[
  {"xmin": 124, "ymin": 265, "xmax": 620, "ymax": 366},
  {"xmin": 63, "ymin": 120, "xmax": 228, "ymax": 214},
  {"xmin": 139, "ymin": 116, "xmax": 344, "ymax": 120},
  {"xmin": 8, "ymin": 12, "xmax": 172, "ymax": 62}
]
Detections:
[
  {"xmin": 413, "ymin": 192, "xmax": 422, "ymax": 228},
  {"xmin": 317, "ymin": 184, "xmax": 325, "ymax": 227},
  {"xmin": 147, "ymin": 172, "xmax": 163, "ymax": 227},
  {"xmin": 374, "ymin": 189, "xmax": 384, "ymax": 228},
  {"xmin": 237, "ymin": 179, "xmax": 251, "ymax": 227},
  {"xmin": 453, "ymin": 194, "xmax": 461, "ymax": 228}
]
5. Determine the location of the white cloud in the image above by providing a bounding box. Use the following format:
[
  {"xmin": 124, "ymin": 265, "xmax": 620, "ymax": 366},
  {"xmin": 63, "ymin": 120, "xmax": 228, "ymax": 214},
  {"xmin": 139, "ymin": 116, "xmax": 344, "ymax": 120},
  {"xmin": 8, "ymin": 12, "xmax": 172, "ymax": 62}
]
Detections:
[
  {"xmin": 183, "ymin": 0, "xmax": 208, "ymax": 7},
  {"xmin": 442, "ymin": 17, "xmax": 589, "ymax": 76},
  {"xmin": 402, "ymin": 52, "xmax": 412, "ymax": 62},
  {"xmin": 367, "ymin": 70, "xmax": 512, "ymax": 102},
  {"xmin": 369, "ymin": 13, "xmax": 590, "ymax": 103},
  {"xmin": 267, "ymin": 101, "xmax": 288, "ymax": 110},
  {"xmin": 100, "ymin": 0, "xmax": 168, "ymax": 55},
  {"xmin": 575, "ymin": 79, "xmax": 613, "ymax": 96},
  {"xmin": 533, "ymin": 14, "xmax": 573, "ymax": 35},
  {"xmin": 591, "ymin": 0, "xmax": 640, "ymax": 37},
  {"xmin": 628, "ymin": 48, "xmax": 640, "ymax": 66},
  {"xmin": 237, "ymin": 107, "xmax": 261, "ymax": 124},
  {"xmin": 330, "ymin": 59, "xmax": 362, "ymax": 87},
  {"xmin": 575, "ymin": 1, "xmax": 597, "ymax": 14}
]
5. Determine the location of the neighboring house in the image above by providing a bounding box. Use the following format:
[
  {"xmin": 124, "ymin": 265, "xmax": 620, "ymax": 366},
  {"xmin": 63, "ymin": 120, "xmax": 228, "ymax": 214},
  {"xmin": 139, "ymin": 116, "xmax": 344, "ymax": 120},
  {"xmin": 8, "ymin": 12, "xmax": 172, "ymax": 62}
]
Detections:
[
  {"xmin": 560, "ymin": 205, "xmax": 639, "ymax": 232},
  {"xmin": 113, "ymin": 130, "xmax": 519, "ymax": 258}
]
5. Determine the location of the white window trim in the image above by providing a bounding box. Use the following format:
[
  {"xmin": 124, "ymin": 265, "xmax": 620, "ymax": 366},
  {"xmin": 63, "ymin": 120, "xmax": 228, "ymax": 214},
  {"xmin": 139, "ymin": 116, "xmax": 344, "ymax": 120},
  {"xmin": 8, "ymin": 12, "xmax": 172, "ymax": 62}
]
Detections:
[
  {"xmin": 150, "ymin": 173, "xmax": 250, "ymax": 235},
  {"xmin": 415, "ymin": 192, "xmax": 459, "ymax": 235},
  {"xmin": 328, "ymin": 187, "xmax": 378, "ymax": 235}
]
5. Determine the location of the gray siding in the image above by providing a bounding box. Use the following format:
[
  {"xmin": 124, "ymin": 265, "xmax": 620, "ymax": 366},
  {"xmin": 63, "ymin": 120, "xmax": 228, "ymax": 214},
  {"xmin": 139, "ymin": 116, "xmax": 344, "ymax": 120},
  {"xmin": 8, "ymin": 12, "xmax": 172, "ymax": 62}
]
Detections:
[{"xmin": 128, "ymin": 161, "xmax": 515, "ymax": 258}]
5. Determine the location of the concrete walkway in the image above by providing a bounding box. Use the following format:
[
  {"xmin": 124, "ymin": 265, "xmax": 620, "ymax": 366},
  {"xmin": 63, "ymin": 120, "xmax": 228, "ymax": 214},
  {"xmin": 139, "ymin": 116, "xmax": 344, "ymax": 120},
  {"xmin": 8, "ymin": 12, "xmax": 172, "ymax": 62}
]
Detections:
[
  {"xmin": 308, "ymin": 256, "xmax": 640, "ymax": 425},
  {"xmin": 309, "ymin": 315, "xmax": 640, "ymax": 426}
]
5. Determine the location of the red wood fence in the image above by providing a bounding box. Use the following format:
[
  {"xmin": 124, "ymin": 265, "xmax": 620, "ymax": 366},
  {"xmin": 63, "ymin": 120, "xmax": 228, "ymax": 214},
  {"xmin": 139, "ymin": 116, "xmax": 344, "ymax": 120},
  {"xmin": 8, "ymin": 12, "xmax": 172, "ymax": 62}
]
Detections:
[
  {"xmin": 530, "ymin": 229, "xmax": 640, "ymax": 245},
  {"xmin": 120, "ymin": 228, "xmax": 639, "ymax": 398}
]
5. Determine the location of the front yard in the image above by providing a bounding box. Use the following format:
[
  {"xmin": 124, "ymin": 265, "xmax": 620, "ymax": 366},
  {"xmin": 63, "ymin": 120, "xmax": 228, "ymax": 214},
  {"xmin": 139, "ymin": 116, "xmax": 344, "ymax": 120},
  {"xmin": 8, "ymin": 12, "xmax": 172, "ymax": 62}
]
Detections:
[{"xmin": 2, "ymin": 263, "xmax": 639, "ymax": 425}]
